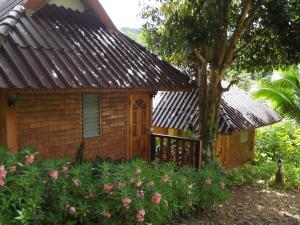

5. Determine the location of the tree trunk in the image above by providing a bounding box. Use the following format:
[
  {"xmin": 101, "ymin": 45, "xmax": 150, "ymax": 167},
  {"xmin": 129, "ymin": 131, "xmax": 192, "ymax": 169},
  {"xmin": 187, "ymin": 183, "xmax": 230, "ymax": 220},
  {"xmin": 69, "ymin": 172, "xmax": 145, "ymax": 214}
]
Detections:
[{"xmin": 198, "ymin": 66, "xmax": 223, "ymax": 165}]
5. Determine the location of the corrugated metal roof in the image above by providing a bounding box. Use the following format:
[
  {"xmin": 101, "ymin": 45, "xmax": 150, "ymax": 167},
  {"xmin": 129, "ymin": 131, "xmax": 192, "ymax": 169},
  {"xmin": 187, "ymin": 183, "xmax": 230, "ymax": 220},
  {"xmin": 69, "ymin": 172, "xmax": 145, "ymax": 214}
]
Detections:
[
  {"xmin": 0, "ymin": 0, "xmax": 24, "ymax": 21},
  {"xmin": 0, "ymin": 3, "xmax": 194, "ymax": 90},
  {"xmin": 153, "ymin": 82, "xmax": 281, "ymax": 134}
]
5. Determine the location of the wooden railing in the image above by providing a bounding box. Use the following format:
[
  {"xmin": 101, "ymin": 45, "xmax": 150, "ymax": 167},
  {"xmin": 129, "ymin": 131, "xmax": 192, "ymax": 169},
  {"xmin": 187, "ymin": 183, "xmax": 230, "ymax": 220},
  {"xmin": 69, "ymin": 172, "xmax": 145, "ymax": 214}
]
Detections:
[{"xmin": 150, "ymin": 133, "xmax": 202, "ymax": 169}]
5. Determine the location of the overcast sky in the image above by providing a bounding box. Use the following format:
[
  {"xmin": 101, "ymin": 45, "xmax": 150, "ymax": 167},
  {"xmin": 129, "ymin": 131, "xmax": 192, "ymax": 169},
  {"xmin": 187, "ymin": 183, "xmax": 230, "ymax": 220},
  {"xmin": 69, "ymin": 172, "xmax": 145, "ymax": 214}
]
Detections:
[{"xmin": 100, "ymin": 0, "xmax": 143, "ymax": 28}]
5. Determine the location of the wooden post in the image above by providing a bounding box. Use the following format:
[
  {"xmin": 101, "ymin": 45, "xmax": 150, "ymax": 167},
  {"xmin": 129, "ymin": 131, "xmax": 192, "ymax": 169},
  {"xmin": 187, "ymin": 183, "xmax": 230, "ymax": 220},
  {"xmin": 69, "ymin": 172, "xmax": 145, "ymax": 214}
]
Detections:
[
  {"xmin": 199, "ymin": 140, "xmax": 203, "ymax": 169},
  {"xmin": 0, "ymin": 93, "xmax": 18, "ymax": 153},
  {"xmin": 149, "ymin": 132, "xmax": 156, "ymax": 162},
  {"xmin": 167, "ymin": 138, "xmax": 171, "ymax": 161}
]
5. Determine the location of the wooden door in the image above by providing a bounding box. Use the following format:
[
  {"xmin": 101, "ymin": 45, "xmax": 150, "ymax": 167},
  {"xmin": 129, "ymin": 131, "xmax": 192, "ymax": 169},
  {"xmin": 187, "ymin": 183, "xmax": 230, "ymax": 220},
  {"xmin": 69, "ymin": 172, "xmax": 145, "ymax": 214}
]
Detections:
[{"xmin": 129, "ymin": 95, "xmax": 150, "ymax": 161}]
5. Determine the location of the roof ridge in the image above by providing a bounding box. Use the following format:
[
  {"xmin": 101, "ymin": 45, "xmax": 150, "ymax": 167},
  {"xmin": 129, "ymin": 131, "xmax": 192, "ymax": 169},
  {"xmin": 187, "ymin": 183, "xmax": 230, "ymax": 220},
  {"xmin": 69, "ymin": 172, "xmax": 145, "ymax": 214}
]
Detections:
[{"xmin": 0, "ymin": 4, "xmax": 25, "ymax": 39}]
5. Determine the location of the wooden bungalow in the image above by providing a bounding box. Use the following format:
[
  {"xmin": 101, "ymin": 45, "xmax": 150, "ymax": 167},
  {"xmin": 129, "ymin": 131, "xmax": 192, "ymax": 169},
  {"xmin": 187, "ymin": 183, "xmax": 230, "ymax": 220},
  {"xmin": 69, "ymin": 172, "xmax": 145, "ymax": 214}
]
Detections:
[
  {"xmin": 152, "ymin": 83, "xmax": 281, "ymax": 168},
  {"xmin": 0, "ymin": 0, "xmax": 195, "ymax": 161}
]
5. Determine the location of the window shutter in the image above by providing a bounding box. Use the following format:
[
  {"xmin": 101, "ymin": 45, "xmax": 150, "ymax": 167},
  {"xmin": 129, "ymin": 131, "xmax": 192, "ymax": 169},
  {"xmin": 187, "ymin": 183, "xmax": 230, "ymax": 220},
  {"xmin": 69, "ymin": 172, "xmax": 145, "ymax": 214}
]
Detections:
[{"xmin": 82, "ymin": 94, "xmax": 100, "ymax": 139}]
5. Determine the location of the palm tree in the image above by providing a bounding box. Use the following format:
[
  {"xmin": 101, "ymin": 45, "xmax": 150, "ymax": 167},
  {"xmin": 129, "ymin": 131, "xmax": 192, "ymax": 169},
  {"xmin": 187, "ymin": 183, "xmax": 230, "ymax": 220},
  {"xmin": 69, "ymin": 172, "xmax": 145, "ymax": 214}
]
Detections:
[{"xmin": 254, "ymin": 67, "xmax": 300, "ymax": 122}]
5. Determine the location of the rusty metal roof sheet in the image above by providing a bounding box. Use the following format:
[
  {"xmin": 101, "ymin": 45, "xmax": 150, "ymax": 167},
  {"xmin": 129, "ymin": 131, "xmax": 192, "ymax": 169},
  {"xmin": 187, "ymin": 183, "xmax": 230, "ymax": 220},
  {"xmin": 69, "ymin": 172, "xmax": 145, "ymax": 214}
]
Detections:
[
  {"xmin": 153, "ymin": 83, "xmax": 281, "ymax": 134},
  {"xmin": 0, "ymin": 3, "xmax": 193, "ymax": 90}
]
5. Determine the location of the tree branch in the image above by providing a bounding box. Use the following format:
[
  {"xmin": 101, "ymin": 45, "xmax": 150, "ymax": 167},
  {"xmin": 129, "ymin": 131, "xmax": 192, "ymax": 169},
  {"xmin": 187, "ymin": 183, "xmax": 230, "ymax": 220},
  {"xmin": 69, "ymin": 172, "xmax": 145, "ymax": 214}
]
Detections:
[
  {"xmin": 234, "ymin": 28, "xmax": 269, "ymax": 59},
  {"xmin": 242, "ymin": 2, "xmax": 263, "ymax": 29},
  {"xmin": 221, "ymin": 78, "xmax": 239, "ymax": 92},
  {"xmin": 194, "ymin": 49, "xmax": 206, "ymax": 64}
]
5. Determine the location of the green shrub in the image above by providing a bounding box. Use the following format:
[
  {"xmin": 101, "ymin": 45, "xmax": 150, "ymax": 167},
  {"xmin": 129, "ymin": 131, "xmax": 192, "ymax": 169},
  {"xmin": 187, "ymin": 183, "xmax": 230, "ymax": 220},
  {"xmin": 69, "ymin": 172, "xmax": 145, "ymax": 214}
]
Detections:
[
  {"xmin": 0, "ymin": 147, "xmax": 229, "ymax": 225},
  {"xmin": 225, "ymin": 121, "xmax": 300, "ymax": 190},
  {"xmin": 255, "ymin": 121, "xmax": 300, "ymax": 164}
]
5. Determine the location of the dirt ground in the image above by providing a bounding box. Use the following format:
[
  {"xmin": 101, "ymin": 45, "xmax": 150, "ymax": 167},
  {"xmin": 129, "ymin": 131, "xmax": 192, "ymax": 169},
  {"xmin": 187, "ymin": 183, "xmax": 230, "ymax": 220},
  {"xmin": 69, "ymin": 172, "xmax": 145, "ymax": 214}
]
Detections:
[{"xmin": 174, "ymin": 186, "xmax": 300, "ymax": 225}]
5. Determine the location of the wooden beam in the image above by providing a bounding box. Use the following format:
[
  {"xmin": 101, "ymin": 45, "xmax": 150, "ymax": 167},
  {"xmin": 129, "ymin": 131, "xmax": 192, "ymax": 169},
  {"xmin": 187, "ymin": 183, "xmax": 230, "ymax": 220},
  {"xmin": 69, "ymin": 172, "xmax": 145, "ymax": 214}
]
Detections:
[{"xmin": 0, "ymin": 93, "xmax": 18, "ymax": 153}]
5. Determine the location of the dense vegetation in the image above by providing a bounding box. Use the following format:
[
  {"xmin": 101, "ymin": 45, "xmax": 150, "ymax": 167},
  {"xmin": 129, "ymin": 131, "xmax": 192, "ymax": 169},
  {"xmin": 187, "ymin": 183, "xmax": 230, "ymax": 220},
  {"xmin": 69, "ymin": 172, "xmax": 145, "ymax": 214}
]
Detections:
[
  {"xmin": 0, "ymin": 147, "xmax": 229, "ymax": 225},
  {"xmin": 141, "ymin": 0, "xmax": 299, "ymax": 160},
  {"xmin": 226, "ymin": 121, "xmax": 300, "ymax": 190}
]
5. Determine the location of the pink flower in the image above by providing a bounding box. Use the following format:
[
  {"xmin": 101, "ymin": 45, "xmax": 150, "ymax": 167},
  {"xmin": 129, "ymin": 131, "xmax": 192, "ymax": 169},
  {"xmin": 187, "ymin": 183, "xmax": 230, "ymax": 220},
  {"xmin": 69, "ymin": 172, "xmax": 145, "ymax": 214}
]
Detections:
[
  {"xmin": 161, "ymin": 175, "xmax": 169, "ymax": 183},
  {"xmin": 122, "ymin": 197, "xmax": 132, "ymax": 209},
  {"xmin": 115, "ymin": 182, "xmax": 125, "ymax": 189},
  {"xmin": 151, "ymin": 192, "xmax": 161, "ymax": 204},
  {"xmin": 103, "ymin": 184, "xmax": 113, "ymax": 192},
  {"xmin": 147, "ymin": 181, "xmax": 155, "ymax": 188},
  {"xmin": 0, "ymin": 177, "xmax": 4, "ymax": 187},
  {"xmin": 10, "ymin": 166, "xmax": 16, "ymax": 174},
  {"xmin": 69, "ymin": 207, "xmax": 76, "ymax": 214},
  {"xmin": 0, "ymin": 166, "xmax": 7, "ymax": 178},
  {"xmin": 102, "ymin": 210, "xmax": 111, "ymax": 218},
  {"xmin": 135, "ymin": 168, "xmax": 142, "ymax": 175},
  {"xmin": 25, "ymin": 154, "xmax": 35, "ymax": 165},
  {"xmin": 136, "ymin": 209, "xmax": 145, "ymax": 222},
  {"xmin": 72, "ymin": 178, "xmax": 81, "ymax": 186},
  {"xmin": 136, "ymin": 180, "xmax": 142, "ymax": 187},
  {"xmin": 220, "ymin": 182, "xmax": 226, "ymax": 189},
  {"xmin": 130, "ymin": 177, "xmax": 135, "ymax": 183},
  {"xmin": 136, "ymin": 190, "xmax": 144, "ymax": 199},
  {"xmin": 50, "ymin": 170, "xmax": 58, "ymax": 181},
  {"xmin": 205, "ymin": 179, "xmax": 212, "ymax": 186}
]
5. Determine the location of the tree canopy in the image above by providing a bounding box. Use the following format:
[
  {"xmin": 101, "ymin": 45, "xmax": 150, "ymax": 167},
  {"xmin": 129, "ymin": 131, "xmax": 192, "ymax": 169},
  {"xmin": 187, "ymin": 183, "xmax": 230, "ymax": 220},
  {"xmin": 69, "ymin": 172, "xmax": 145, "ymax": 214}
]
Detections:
[
  {"xmin": 141, "ymin": 0, "xmax": 300, "ymax": 161},
  {"xmin": 142, "ymin": 0, "xmax": 299, "ymax": 73}
]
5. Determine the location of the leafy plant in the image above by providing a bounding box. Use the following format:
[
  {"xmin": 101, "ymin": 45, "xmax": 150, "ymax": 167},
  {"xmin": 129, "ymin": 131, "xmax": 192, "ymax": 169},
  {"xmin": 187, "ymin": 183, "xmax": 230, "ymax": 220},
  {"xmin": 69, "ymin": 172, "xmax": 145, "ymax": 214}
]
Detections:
[
  {"xmin": 254, "ymin": 67, "xmax": 300, "ymax": 122},
  {"xmin": 0, "ymin": 147, "xmax": 229, "ymax": 225}
]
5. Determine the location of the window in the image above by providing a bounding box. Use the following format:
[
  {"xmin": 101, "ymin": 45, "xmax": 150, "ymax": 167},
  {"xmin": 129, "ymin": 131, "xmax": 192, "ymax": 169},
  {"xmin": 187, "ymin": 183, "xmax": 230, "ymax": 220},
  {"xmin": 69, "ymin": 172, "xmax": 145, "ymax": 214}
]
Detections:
[
  {"xmin": 82, "ymin": 94, "xmax": 100, "ymax": 139},
  {"xmin": 240, "ymin": 131, "xmax": 248, "ymax": 143}
]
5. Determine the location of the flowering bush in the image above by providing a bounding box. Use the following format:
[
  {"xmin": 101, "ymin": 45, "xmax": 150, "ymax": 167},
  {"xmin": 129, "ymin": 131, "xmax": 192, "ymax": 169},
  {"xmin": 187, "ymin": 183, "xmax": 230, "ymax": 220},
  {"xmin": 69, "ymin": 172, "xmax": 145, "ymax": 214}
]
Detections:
[{"xmin": 0, "ymin": 147, "xmax": 229, "ymax": 224}]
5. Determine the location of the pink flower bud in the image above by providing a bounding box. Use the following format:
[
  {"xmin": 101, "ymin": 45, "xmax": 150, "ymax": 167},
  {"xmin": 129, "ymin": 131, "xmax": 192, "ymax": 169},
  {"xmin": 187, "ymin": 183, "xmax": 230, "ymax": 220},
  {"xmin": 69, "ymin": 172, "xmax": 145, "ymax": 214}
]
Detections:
[
  {"xmin": 151, "ymin": 192, "xmax": 161, "ymax": 204},
  {"xmin": 136, "ymin": 190, "xmax": 145, "ymax": 199},
  {"xmin": 122, "ymin": 197, "xmax": 132, "ymax": 209},
  {"xmin": 102, "ymin": 210, "xmax": 111, "ymax": 218},
  {"xmin": 136, "ymin": 209, "xmax": 145, "ymax": 222},
  {"xmin": 0, "ymin": 166, "xmax": 7, "ymax": 178},
  {"xmin": 0, "ymin": 177, "xmax": 5, "ymax": 187},
  {"xmin": 10, "ymin": 166, "xmax": 16, "ymax": 174},
  {"xmin": 69, "ymin": 207, "xmax": 76, "ymax": 214},
  {"xmin": 220, "ymin": 182, "xmax": 226, "ymax": 189},
  {"xmin": 135, "ymin": 168, "xmax": 142, "ymax": 175},
  {"xmin": 136, "ymin": 180, "xmax": 142, "ymax": 187},
  {"xmin": 103, "ymin": 184, "xmax": 113, "ymax": 192},
  {"xmin": 50, "ymin": 170, "xmax": 58, "ymax": 181},
  {"xmin": 25, "ymin": 154, "xmax": 35, "ymax": 165}
]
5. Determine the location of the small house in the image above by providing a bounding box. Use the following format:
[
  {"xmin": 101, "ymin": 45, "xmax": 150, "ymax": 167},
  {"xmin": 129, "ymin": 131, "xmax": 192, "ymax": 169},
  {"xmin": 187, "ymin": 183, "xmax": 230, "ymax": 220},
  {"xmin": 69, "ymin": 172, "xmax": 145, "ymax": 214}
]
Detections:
[
  {"xmin": 152, "ymin": 83, "xmax": 281, "ymax": 168},
  {"xmin": 0, "ymin": 0, "xmax": 194, "ymax": 161}
]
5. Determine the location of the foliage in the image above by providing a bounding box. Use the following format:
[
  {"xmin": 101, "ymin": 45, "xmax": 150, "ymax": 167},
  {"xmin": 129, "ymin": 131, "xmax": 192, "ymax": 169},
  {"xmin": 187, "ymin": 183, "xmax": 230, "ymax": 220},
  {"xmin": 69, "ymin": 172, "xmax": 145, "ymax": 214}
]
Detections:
[
  {"xmin": 0, "ymin": 147, "xmax": 229, "ymax": 225},
  {"xmin": 254, "ymin": 67, "xmax": 300, "ymax": 122},
  {"xmin": 120, "ymin": 27, "xmax": 145, "ymax": 46},
  {"xmin": 255, "ymin": 120, "xmax": 300, "ymax": 164},
  {"xmin": 141, "ymin": 0, "xmax": 300, "ymax": 159},
  {"xmin": 225, "ymin": 121, "xmax": 300, "ymax": 190},
  {"xmin": 141, "ymin": 0, "xmax": 299, "ymax": 72}
]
